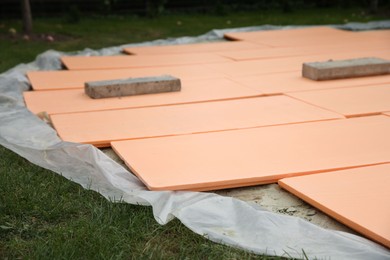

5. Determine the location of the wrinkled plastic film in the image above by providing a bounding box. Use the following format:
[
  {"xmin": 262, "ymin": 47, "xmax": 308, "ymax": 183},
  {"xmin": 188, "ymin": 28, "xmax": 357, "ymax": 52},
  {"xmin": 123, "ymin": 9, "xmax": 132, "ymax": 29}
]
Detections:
[{"xmin": 1, "ymin": 22, "xmax": 390, "ymax": 259}]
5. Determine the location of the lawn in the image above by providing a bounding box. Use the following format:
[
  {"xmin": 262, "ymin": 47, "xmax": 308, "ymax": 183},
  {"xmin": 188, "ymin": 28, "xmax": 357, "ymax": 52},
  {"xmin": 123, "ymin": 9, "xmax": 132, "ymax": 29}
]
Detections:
[
  {"xmin": 0, "ymin": 7, "xmax": 387, "ymax": 258},
  {"xmin": 0, "ymin": 146, "xmax": 275, "ymax": 259}
]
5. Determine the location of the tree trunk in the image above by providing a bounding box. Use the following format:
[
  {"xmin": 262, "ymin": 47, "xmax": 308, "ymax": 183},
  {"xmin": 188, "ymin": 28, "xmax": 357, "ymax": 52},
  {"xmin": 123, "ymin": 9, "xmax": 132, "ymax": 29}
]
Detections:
[{"xmin": 21, "ymin": 0, "xmax": 33, "ymax": 35}]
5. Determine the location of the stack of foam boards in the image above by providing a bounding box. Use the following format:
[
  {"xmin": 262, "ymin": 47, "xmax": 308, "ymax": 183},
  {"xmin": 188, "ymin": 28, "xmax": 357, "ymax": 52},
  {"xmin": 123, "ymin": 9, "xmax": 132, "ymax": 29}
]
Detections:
[{"xmin": 24, "ymin": 27, "xmax": 390, "ymax": 248}]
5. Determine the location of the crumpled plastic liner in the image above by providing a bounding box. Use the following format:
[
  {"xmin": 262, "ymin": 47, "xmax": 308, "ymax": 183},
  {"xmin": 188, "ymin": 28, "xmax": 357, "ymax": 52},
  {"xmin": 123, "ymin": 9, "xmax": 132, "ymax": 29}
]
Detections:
[{"xmin": 1, "ymin": 21, "xmax": 390, "ymax": 259}]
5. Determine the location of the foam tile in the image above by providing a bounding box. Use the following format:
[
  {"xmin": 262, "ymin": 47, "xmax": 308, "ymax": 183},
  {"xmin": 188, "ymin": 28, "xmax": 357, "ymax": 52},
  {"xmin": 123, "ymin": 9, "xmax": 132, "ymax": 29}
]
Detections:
[
  {"xmin": 287, "ymin": 84, "xmax": 390, "ymax": 117},
  {"xmin": 206, "ymin": 51, "xmax": 390, "ymax": 77},
  {"xmin": 123, "ymin": 41, "xmax": 266, "ymax": 55},
  {"xmin": 230, "ymin": 72, "xmax": 390, "ymax": 95},
  {"xmin": 351, "ymin": 29, "xmax": 390, "ymax": 41},
  {"xmin": 50, "ymin": 95, "xmax": 344, "ymax": 147},
  {"xmin": 111, "ymin": 116, "xmax": 390, "ymax": 191},
  {"xmin": 27, "ymin": 65, "xmax": 224, "ymax": 90},
  {"xmin": 278, "ymin": 164, "xmax": 390, "ymax": 248},
  {"xmin": 224, "ymin": 28, "xmax": 390, "ymax": 48},
  {"xmin": 219, "ymin": 39, "xmax": 390, "ymax": 61},
  {"xmin": 224, "ymin": 26, "xmax": 348, "ymax": 41},
  {"xmin": 61, "ymin": 53, "xmax": 232, "ymax": 70},
  {"xmin": 223, "ymin": 27, "xmax": 353, "ymax": 45},
  {"xmin": 24, "ymin": 78, "xmax": 263, "ymax": 115}
]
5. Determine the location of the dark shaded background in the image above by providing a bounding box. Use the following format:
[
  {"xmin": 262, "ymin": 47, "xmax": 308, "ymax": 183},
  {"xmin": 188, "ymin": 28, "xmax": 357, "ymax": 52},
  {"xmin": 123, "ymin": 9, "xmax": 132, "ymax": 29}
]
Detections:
[{"xmin": 1, "ymin": 0, "xmax": 388, "ymax": 19}]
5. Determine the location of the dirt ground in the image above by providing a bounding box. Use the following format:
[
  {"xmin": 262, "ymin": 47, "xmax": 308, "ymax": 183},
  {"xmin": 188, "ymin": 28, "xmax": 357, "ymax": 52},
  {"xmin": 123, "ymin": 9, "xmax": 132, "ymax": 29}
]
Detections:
[{"xmin": 102, "ymin": 148, "xmax": 355, "ymax": 234}]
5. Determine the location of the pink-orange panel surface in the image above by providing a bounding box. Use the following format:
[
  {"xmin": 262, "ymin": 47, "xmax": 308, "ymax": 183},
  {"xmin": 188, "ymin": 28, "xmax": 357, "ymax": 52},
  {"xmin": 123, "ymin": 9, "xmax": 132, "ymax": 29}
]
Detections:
[
  {"xmin": 50, "ymin": 95, "xmax": 344, "ymax": 147},
  {"xmin": 111, "ymin": 116, "xmax": 390, "ymax": 191},
  {"xmin": 249, "ymin": 32, "xmax": 384, "ymax": 48},
  {"xmin": 350, "ymin": 29, "xmax": 390, "ymax": 41},
  {"xmin": 384, "ymin": 112, "xmax": 390, "ymax": 116},
  {"xmin": 205, "ymin": 50, "xmax": 390, "ymax": 77},
  {"xmin": 224, "ymin": 27, "xmax": 353, "ymax": 46},
  {"xmin": 287, "ymin": 84, "xmax": 390, "ymax": 118},
  {"xmin": 24, "ymin": 78, "xmax": 263, "ymax": 115},
  {"xmin": 224, "ymin": 28, "xmax": 390, "ymax": 48},
  {"xmin": 224, "ymin": 26, "xmax": 349, "ymax": 41},
  {"xmin": 61, "ymin": 53, "xmax": 232, "ymax": 70},
  {"xmin": 230, "ymin": 72, "xmax": 390, "ymax": 95},
  {"xmin": 278, "ymin": 164, "xmax": 390, "ymax": 249},
  {"xmin": 218, "ymin": 39, "xmax": 390, "ymax": 61},
  {"xmin": 123, "ymin": 41, "xmax": 266, "ymax": 55},
  {"xmin": 27, "ymin": 65, "xmax": 224, "ymax": 90}
]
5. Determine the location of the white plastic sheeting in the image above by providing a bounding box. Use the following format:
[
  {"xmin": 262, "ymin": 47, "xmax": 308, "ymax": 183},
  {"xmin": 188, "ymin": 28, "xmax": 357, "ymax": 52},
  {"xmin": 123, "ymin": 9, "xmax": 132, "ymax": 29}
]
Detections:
[{"xmin": 1, "ymin": 22, "xmax": 390, "ymax": 259}]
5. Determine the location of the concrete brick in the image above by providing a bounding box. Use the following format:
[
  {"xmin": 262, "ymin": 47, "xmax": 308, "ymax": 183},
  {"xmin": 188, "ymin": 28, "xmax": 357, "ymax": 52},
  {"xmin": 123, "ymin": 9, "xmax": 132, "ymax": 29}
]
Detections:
[
  {"xmin": 302, "ymin": 57, "xmax": 390, "ymax": 81},
  {"xmin": 85, "ymin": 75, "xmax": 181, "ymax": 99}
]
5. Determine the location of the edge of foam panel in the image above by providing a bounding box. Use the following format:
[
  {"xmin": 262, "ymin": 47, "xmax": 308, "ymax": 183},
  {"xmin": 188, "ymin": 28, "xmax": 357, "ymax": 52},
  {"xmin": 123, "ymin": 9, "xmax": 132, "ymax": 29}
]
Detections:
[
  {"xmin": 278, "ymin": 164, "xmax": 390, "ymax": 248},
  {"xmin": 110, "ymin": 116, "xmax": 390, "ymax": 191},
  {"xmin": 49, "ymin": 95, "xmax": 344, "ymax": 147}
]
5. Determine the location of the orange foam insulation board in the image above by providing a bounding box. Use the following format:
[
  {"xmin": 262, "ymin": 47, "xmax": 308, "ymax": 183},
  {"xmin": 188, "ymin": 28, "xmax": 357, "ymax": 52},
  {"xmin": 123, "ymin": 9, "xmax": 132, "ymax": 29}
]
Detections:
[
  {"xmin": 27, "ymin": 64, "xmax": 225, "ymax": 91},
  {"xmin": 286, "ymin": 84, "xmax": 390, "ymax": 118},
  {"xmin": 223, "ymin": 27, "xmax": 389, "ymax": 48},
  {"xmin": 223, "ymin": 26, "xmax": 351, "ymax": 43},
  {"xmin": 24, "ymin": 78, "xmax": 263, "ymax": 115},
  {"xmin": 123, "ymin": 41, "xmax": 266, "ymax": 55},
  {"xmin": 110, "ymin": 115, "xmax": 390, "ymax": 191},
  {"xmin": 50, "ymin": 95, "xmax": 344, "ymax": 147},
  {"xmin": 205, "ymin": 50, "xmax": 390, "ymax": 77},
  {"xmin": 218, "ymin": 39, "xmax": 390, "ymax": 61},
  {"xmin": 61, "ymin": 53, "xmax": 232, "ymax": 70},
  {"xmin": 229, "ymin": 71, "xmax": 390, "ymax": 95},
  {"xmin": 278, "ymin": 163, "xmax": 390, "ymax": 249}
]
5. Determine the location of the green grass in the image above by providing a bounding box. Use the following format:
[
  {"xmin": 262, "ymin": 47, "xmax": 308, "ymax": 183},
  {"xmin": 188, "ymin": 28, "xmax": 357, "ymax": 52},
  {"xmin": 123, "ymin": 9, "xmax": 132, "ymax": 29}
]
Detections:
[
  {"xmin": 0, "ymin": 7, "xmax": 386, "ymax": 73},
  {"xmin": 0, "ymin": 146, "xmax": 280, "ymax": 259},
  {"xmin": 0, "ymin": 7, "xmax": 386, "ymax": 258}
]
